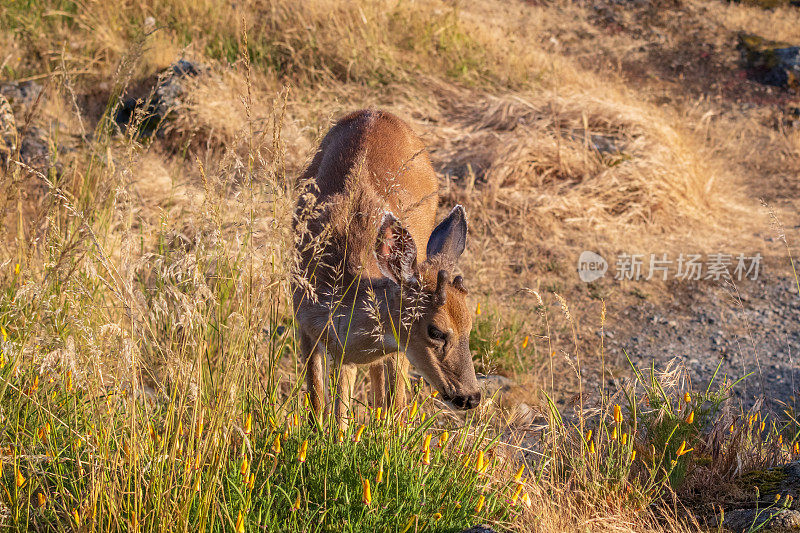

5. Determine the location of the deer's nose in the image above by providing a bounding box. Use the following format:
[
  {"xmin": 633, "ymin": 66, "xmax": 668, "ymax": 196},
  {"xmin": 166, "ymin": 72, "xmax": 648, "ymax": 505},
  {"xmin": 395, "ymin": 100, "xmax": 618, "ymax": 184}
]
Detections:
[{"xmin": 452, "ymin": 391, "xmax": 481, "ymax": 410}]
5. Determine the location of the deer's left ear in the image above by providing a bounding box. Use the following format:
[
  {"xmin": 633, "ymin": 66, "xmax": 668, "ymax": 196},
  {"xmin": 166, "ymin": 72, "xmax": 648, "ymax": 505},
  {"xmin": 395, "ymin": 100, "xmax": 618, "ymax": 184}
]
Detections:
[
  {"xmin": 426, "ymin": 205, "xmax": 467, "ymax": 264},
  {"xmin": 375, "ymin": 212, "xmax": 419, "ymax": 285}
]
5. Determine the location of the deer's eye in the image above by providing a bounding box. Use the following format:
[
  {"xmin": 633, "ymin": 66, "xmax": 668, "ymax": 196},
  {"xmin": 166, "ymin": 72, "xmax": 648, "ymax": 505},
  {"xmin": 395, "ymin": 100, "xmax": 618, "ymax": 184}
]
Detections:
[{"xmin": 427, "ymin": 325, "xmax": 447, "ymax": 342}]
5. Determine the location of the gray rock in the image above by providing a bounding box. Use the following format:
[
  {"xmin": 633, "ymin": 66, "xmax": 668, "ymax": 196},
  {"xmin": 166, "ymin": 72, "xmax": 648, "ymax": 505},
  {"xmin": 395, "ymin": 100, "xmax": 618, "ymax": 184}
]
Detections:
[
  {"xmin": 477, "ymin": 374, "xmax": 513, "ymax": 396},
  {"xmin": 460, "ymin": 526, "xmax": 499, "ymax": 533},
  {"xmin": 0, "ymin": 81, "xmax": 44, "ymax": 110},
  {"xmin": 0, "ymin": 94, "xmax": 16, "ymax": 164},
  {"xmin": 115, "ymin": 59, "xmax": 205, "ymax": 136},
  {"xmin": 720, "ymin": 508, "xmax": 800, "ymax": 532},
  {"xmin": 738, "ymin": 33, "xmax": 800, "ymax": 89}
]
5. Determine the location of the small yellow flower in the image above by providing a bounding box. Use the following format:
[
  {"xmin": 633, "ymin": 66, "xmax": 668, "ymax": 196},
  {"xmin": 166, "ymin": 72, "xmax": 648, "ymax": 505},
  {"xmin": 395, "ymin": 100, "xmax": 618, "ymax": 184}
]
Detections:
[
  {"xmin": 522, "ymin": 491, "xmax": 532, "ymax": 508},
  {"xmin": 522, "ymin": 335, "xmax": 529, "ymax": 348},
  {"xmin": 423, "ymin": 434, "xmax": 432, "ymax": 452},
  {"xmin": 337, "ymin": 430, "xmax": 344, "ymax": 443},
  {"xmin": 513, "ymin": 464, "xmax": 525, "ymax": 483},
  {"xmin": 14, "ymin": 263, "xmax": 20, "ymax": 276},
  {"xmin": 422, "ymin": 448, "xmax": 431, "ymax": 466},
  {"xmin": 362, "ymin": 478, "xmax": 372, "ymax": 505},
  {"xmin": 631, "ymin": 450, "xmax": 637, "ymax": 461},
  {"xmin": 240, "ymin": 457, "xmax": 250, "ymax": 477},
  {"xmin": 291, "ymin": 492, "xmax": 301, "ymax": 511},
  {"xmin": 622, "ymin": 433, "xmax": 628, "ymax": 446},
  {"xmin": 72, "ymin": 508, "xmax": 80, "ymax": 525},
  {"xmin": 0, "ymin": 326, "xmax": 6, "ymax": 343},
  {"xmin": 420, "ymin": 413, "xmax": 426, "ymax": 423},
  {"xmin": 15, "ymin": 466, "xmax": 25, "ymax": 487},
  {"xmin": 611, "ymin": 427, "xmax": 618, "ymax": 441},
  {"xmin": 475, "ymin": 303, "xmax": 481, "ymax": 316},
  {"xmin": 248, "ymin": 472, "xmax": 255, "ymax": 490},
  {"xmin": 686, "ymin": 411, "xmax": 695, "ymax": 424},
  {"xmin": 298, "ymin": 439, "xmax": 309, "ymax": 463},
  {"xmin": 683, "ymin": 392, "xmax": 691, "ymax": 404},
  {"xmin": 474, "ymin": 494, "xmax": 485, "ymax": 513},
  {"xmin": 431, "ymin": 390, "xmax": 438, "ymax": 398},
  {"xmin": 676, "ymin": 440, "xmax": 693, "ymax": 457},
  {"xmin": 272, "ymin": 435, "xmax": 281, "ymax": 455},
  {"xmin": 475, "ymin": 450, "xmax": 485, "ymax": 473},
  {"xmin": 794, "ymin": 442, "xmax": 799, "ymax": 455},
  {"xmin": 432, "ymin": 512, "xmax": 442, "ymax": 521},
  {"xmin": 244, "ymin": 413, "xmax": 252, "ymax": 435},
  {"xmin": 760, "ymin": 421, "xmax": 766, "ymax": 433},
  {"xmin": 375, "ymin": 407, "xmax": 382, "ymax": 422},
  {"xmin": 511, "ymin": 484, "xmax": 523, "ymax": 506},
  {"xmin": 589, "ymin": 440, "xmax": 596, "ymax": 454},
  {"xmin": 235, "ymin": 511, "xmax": 245, "ymax": 533},
  {"xmin": 37, "ymin": 492, "xmax": 46, "ymax": 508},
  {"xmin": 778, "ymin": 434, "xmax": 783, "ymax": 445},
  {"xmin": 439, "ymin": 431, "xmax": 449, "ymax": 448},
  {"xmin": 354, "ymin": 424, "xmax": 366, "ymax": 443},
  {"xmin": 613, "ymin": 404, "xmax": 622, "ymax": 425},
  {"xmin": 408, "ymin": 401, "xmax": 418, "ymax": 421}
]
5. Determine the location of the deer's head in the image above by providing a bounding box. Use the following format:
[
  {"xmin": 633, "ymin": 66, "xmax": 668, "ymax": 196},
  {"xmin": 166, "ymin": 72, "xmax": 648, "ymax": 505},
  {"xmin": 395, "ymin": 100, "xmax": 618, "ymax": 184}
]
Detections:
[{"xmin": 374, "ymin": 205, "xmax": 480, "ymax": 410}]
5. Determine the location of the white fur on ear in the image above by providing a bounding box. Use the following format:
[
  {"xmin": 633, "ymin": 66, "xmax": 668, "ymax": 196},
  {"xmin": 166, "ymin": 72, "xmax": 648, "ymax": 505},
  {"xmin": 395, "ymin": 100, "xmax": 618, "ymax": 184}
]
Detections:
[{"xmin": 374, "ymin": 211, "xmax": 419, "ymax": 285}]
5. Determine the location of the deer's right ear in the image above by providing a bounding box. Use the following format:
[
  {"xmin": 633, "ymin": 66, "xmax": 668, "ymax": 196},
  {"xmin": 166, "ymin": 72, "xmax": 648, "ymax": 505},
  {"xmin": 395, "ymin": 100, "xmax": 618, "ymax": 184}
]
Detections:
[{"xmin": 375, "ymin": 212, "xmax": 419, "ymax": 286}]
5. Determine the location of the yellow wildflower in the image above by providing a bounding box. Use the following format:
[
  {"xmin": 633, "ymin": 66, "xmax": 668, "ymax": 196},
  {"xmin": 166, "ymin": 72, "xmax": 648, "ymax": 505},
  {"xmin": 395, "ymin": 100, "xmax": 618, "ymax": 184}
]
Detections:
[
  {"xmin": 235, "ymin": 511, "xmax": 245, "ymax": 533},
  {"xmin": 511, "ymin": 484, "xmax": 523, "ymax": 506},
  {"xmin": 0, "ymin": 326, "xmax": 6, "ymax": 343},
  {"xmin": 439, "ymin": 431, "xmax": 449, "ymax": 448},
  {"xmin": 589, "ymin": 440, "xmax": 596, "ymax": 454},
  {"xmin": 686, "ymin": 411, "xmax": 695, "ymax": 424},
  {"xmin": 408, "ymin": 401, "xmax": 418, "ymax": 421},
  {"xmin": 354, "ymin": 424, "xmax": 366, "ymax": 443},
  {"xmin": 298, "ymin": 439, "xmax": 309, "ymax": 463},
  {"xmin": 513, "ymin": 464, "xmax": 525, "ymax": 483},
  {"xmin": 522, "ymin": 335, "xmax": 529, "ymax": 348},
  {"xmin": 15, "ymin": 467, "xmax": 25, "ymax": 487},
  {"xmin": 474, "ymin": 494, "xmax": 485, "ymax": 513},
  {"xmin": 522, "ymin": 491, "xmax": 532, "ymax": 508},
  {"xmin": 422, "ymin": 448, "xmax": 431, "ymax": 466},
  {"xmin": 432, "ymin": 513, "xmax": 442, "ymax": 521},
  {"xmin": 72, "ymin": 508, "xmax": 80, "ymax": 525},
  {"xmin": 683, "ymin": 392, "xmax": 691, "ymax": 404},
  {"xmin": 37, "ymin": 492, "xmax": 46, "ymax": 508},
  {"xmin": 631, "ymin": 450, "xmax": 636, "ymax": 461},
  {"xmin": 291, "ymin": 493, "xmax": 301, "ymax": 511},
  {"xmin": 676, "ymin": 440, "xmax": 693, "ymax": 457},
  {"xmin": 244, "ymin": 413, "xmax": 252, "ymax": 435},
  {"xmin": 272, "ymin": 435, "xmax": 281, "ymax": 455},
  {"xmin": 423, "ymin": 434, "xmax": 432, "ymax": 452},
  {"xmin": 475, "ymin": 303, "xmax": 481, "ymax": 315},
  {"xmin": 611, "ymin": 427, "xmax": 618, "ymax": 440},
  {"xmin": 376, "ymin": 465, "xmax": 384, "ymax": 483},
  {"xmin": 622, "ymin": 433, "xmax": 628, "ymax": 446},
  {"xmin": 362, "ymin": 478, "xmax": 372, "ymax": 505},
  {"xmin": 585, "ymin": 429, "xmax": 593, "ymax": 442},
  {"xmin": 475, "ymin": 450, "xmax": 485, "ymax": 473},
  {"xmin": 240, "ymin": 457, "xmax": 249, "ymax": 477},
  {"xmin": 613, "ymin": 404, "xmax": 622, "ymax": 424},
  {"xmin": 375, "ymin": 407, "xmax": 382, "ymax": 422},
  {"xmin": 248, "ymin": 473, "xmax": 255, "ymax": 490}
]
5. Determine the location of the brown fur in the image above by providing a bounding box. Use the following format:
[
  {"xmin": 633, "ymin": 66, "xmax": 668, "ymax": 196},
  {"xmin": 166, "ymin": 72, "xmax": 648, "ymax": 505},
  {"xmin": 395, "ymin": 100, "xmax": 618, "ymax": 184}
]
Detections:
[{"xmin": 293, "ymin": 109, "xmax": 480, "ymax": 428}]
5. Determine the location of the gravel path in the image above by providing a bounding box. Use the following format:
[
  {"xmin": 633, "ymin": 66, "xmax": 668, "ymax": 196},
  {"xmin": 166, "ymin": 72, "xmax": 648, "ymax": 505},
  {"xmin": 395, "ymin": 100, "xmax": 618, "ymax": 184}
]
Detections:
[{"xmin": 607, "ymin": 273, "xmax": 800, "ymax": 411}]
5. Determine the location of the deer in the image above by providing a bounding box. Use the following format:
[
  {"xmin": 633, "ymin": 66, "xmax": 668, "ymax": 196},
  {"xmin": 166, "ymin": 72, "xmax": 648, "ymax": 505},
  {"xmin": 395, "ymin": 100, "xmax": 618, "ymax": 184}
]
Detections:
[{"xmin": 293, "ymin": 109, "xmax": 481, "ymax": 429}]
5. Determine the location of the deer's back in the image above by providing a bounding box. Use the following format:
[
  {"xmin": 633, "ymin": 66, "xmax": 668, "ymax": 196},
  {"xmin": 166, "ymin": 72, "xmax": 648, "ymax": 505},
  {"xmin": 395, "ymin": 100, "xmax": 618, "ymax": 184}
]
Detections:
[{"xmin": 299, "ymin": 110, "xmax": 439, "ymax": 279}]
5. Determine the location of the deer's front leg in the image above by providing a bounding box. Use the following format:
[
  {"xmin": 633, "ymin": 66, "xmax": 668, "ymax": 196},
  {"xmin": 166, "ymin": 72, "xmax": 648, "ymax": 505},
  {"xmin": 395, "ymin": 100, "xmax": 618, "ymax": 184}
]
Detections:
[
  {"xmin": 334, "ymin": 361, "xmax": 358, "ymax": 431},
  {"xmin": 384, "ymin": 353, "xmax": 410, "ymax": 412},
  {"xmin": 299, "ymin": 331, "xmax": 325, "ymax": 427}
]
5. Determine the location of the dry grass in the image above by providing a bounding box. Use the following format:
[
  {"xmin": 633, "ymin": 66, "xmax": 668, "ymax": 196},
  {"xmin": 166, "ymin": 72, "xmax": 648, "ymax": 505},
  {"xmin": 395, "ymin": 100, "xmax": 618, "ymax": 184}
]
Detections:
[{"xmin": 2, "ymin": 0, "xmax": 800, "ymax": 530}]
